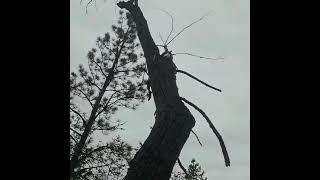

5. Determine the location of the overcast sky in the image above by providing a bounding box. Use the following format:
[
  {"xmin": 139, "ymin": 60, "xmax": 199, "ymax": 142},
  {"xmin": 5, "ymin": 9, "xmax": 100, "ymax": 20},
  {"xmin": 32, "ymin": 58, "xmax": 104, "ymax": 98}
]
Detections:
[{"xmin": 70, "ymin": 0, "xmax": 249, "ymax": 179}]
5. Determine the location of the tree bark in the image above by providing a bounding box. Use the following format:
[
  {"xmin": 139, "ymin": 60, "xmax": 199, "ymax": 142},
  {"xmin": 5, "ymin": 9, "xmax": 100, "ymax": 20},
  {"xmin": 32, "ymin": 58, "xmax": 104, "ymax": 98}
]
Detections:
[{"xmin": 118, "ymin": 1, "xmax": 196, "ymax": 179}]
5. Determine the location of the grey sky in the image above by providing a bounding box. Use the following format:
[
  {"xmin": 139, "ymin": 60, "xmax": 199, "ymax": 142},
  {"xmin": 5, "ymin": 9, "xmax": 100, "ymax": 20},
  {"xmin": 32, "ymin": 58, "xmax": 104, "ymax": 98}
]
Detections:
[{"xmin": 70, "ymin": 0, "xmax": 250, "ymax": 179}]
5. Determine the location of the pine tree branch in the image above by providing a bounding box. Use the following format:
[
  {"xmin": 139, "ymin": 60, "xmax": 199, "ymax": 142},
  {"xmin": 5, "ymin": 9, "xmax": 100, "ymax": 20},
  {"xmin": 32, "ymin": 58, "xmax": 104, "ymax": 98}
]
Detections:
[
  {"xmin": 94, "ymin": 122, "xmax": 126, "ymax": 132},
  {"xmin": 176, "ymin": 69, "xmax": 221, "ymax": 92},
  {"xmin": 87, "ymin": 59, "xmax": 100, "ymax": 90},
  {"xmin": 73, "ymin": 87, "xmax": 94, "ymax": 108},
  {"xmin": 180, "ymin": 97, "xmax": 230, "ymax": 167},
  {"xmin": 70, "ymin": 107, "xmax": 88, "ymax": 126},
  {"xmin": 191, "ymin": 129, "xmax": 203, "ymax": 146},
  {"xmin": 70, "ymin": 15, "xmax": 130, "ymax": 176},
  {"xmin": 70, "ymin": 127, "xmax": 82, "ymax": 137},
  {"xmin": 70, "ymin": 134, "xmax": 78, "ymax": 143},
  {"xmin": 77, "ymin": 164, "xmax": 110, "ymax": 172},
  {"xmin": 177, "ymin": 158, "xmax": 189, "ymax": 177},
  {"xmin": 95, "ymin": 45, "xmax": 110, "ymax": 78},
  {"xmin": 95, "ymin": 90, "xmax": 119, "ymax": 118}
]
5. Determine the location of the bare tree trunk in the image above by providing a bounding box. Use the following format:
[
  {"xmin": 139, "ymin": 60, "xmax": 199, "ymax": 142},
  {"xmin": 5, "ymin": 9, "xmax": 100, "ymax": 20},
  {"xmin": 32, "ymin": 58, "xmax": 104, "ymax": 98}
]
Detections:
[{"xmin": 118, "ymin": 1, "xmax": 196, "ymax": 179}]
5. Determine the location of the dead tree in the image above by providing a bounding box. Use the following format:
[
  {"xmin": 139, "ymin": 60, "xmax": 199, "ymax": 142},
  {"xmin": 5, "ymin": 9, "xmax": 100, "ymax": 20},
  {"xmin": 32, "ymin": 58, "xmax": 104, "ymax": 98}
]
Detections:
[{"xmin": 114, "ymin": 1, "xmax": 230, "ymax": 180}]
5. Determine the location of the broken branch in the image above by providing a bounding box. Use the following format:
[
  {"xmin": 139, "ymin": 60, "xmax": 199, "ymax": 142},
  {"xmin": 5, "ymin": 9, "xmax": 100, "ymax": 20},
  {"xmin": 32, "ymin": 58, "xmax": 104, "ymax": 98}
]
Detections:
[
  {"xmin": 176, "ymin": 69, "xmax": 221, "ymax": 92},
  {"xmin": 180, "ymin": 97, "xmax": 230, "ymax": 167},
  {"xmin": 191, "ymin": 129, "xmax": 203, "ymax": 146}
]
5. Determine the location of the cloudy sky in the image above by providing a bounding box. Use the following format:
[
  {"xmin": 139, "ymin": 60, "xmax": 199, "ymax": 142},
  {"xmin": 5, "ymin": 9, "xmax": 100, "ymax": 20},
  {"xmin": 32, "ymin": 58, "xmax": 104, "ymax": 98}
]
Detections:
[{"xmin": 70, "ymin": 0, "xmax": 249, "ymax": 179}]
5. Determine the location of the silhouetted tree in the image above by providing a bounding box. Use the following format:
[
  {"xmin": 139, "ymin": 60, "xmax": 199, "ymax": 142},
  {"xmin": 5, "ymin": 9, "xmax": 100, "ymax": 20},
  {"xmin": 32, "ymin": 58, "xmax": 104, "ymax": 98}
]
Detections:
[
  {"xmin": 114, "ymin": 1, "xmax": 230, "ymax": 179},
  {"xmin": 77, "ymin": 0, "xmax": 230, "ymax": 179},
  {"xmin": 70, "ymin": 10, "xmax": 148, "ymax": 179},
  {"xmin": 72, "ymin": 136, "xmax": 134, "ymax": 180},
  {"xmin": 171, "ymin": 159, "xmax": 207, "ymax": 180}
]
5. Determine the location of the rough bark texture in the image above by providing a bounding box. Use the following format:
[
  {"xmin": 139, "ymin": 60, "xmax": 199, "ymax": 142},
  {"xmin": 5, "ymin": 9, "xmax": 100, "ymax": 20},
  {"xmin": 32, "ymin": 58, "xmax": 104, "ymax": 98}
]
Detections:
[{"xmin": 118, "ymin": 1, "xmax": 196, "ymax": 179}]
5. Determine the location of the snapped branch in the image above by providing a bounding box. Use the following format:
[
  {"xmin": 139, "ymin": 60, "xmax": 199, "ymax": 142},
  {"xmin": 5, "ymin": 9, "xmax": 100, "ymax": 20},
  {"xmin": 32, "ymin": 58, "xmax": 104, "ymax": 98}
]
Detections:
[
  {"xmin": 180, "ymin": 97, "xmax": 230, "ymax": 167},
  {"xmin": 176, "ymin": 69, "xmax": 221, "ymax": 92},
  {"xmin": 191, "ymin": 129, "xmax": 203, "ymax": 146}
]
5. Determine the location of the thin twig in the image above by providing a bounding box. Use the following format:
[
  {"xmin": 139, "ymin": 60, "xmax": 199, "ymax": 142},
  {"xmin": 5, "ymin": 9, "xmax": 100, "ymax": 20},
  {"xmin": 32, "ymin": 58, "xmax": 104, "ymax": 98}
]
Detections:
[
  {"xmin": 156, "ymin": 44, "xmax": 166, "ymax": 48},
  {"xmin": 180, "ymin": 97, "xmax": 230, "ymax": 167},
  {"xmin": 173, "ymin": 52, "xmax": 224, "ymax": 61},
  {"xmin": 158, "ymin": 32, "xmax": 165, "ymax": 45},
  {"xmin": 70, "ymin": 107, "xmax": 88, "ymax": 126},
  {"xmin": 154, "ymin": 9, "xmax": 174, "ymax": 45},
  {"xmin": 167, "ymin": 11, "xmax": 213, "ymax": 45},
  {"xmin": 95, "ymin": 90, "xmax": 119, "ymax": 118},
  {"xmin": 176, "ymin": 69, "xmax": 221, "ymax": 92},
  {"xmin": 70, "ymin": 134, "xmax": 78, "ymax": 143},
  {"xmin": 70, "ymin": 127, "xmax": 82, "ymax": 137},
  {"xmin": 191, "ymin": 129, "xmax": 203, "ymax": 146},
  {"xmin": 85, "ymin": 0, "xmax": 94, "ymax": 14},
  {"xmin": 177, "ymin": 158, "xmax": 188, "ymax": 177},
  {"xmin": 73, "ymin": 87, "xmax": 94, "ymax": 107}
]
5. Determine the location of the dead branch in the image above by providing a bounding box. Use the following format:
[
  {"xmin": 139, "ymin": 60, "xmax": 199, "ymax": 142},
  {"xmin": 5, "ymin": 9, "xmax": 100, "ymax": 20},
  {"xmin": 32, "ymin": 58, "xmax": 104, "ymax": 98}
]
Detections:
[
  {"xmin": 177, "ymin": 158, "xmax": 189, "ymax": 177},
  {"xmin": 180, "ymin": 97, "xmax": 230, "ymax": 167},
  {"xmin": 167, "ymin": 11, "xmax": 213, "ymax": 45},
  {"xmin": 173, "ymin": 52, "xmax": 224, "ymax": 61},
  {"xmin": 86, "ymin": 0, "xmax": 94, "ymax": 14},
  {"xmin": 154, "ymin": 9, "xmax": 174, "ymax": 45},
  {"xmin": 158, "ymin": 32, "xmax": 166, "ymax": 45},
  {"xmin": 191, "ymin": 129, "xmax": 203, "ymax": 146},
  {"xmin": 176, "ymin": 69, "xmax": 221, "ymax": 92}
]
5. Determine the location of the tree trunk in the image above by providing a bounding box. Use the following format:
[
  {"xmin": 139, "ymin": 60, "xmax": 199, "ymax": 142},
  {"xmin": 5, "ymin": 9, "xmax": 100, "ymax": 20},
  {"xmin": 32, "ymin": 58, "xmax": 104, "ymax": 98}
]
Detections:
[{"xmin": 118, "ymin": 1, "xmax": 196, "ymax": 179}]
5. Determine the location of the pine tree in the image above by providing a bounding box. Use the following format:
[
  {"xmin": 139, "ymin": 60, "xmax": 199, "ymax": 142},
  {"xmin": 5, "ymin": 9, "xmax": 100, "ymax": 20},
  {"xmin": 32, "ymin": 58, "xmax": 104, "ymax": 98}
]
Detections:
[
  {"xmin": 76, "ymin": 1, "xmax": 230, "ymax": 179},
  {"xmin": 70, "ymin": 10, "xmax": 148, "ymax": 179},
  {"xmin": 170, "ymin": 159, "xmax": 207, "ymax": 180}
]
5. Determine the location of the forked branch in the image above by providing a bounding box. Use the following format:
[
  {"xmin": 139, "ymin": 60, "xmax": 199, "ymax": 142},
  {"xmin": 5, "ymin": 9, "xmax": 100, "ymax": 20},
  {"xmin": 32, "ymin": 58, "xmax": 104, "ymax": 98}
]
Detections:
[
  {"xmin": 180, "ymin": 97, "xmax": 230, "ymax": 167},
  {"xmin": 167, "ymin": 11, "xmax": 213, "ymax": 45},
  {"xmin": 154, "ymin": 8, "xmax": 174, "ymax": 45}
]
